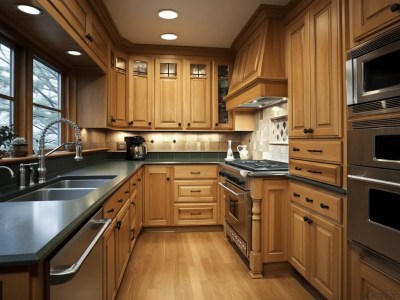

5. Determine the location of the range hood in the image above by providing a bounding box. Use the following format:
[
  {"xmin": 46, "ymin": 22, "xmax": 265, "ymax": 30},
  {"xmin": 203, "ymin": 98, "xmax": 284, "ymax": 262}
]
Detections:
[{"xmin": 225, "ymin": 5, "xmax": 287, "ymax": 110}]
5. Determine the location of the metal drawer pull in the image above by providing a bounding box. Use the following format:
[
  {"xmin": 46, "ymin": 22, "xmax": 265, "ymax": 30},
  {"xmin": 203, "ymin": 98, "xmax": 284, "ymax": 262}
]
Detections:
[
  {"xmin": 307, "ymin": 170, "xmax": 322, "ymax": 174},
  {"xmin": 191, "ymin": 171, "xmax": 201, "ymax": 174},
  {"xmin": 320, "ymin": 203, "xmax": 329, "ymax": 209},
  {"xmin": 218, "ymin": 182, "xmax": 247, "ymax": 197},
  {"xmin": 348, "ymin": 175, "xmax": 400, "ymax": 188},
  {"xmin": 190, "ymin": 190, "xmax": 201, "ymax": 193},
  {"xmin": 50, "ymin": 219, "xmax": 110, "ymax": 281},
  {"xmin": 190, "ymin": 212, "xmax": 202, "ymax": 215},
  {"xmin": 307, "ymin": 149, "xmax": 323, "ymax": 153},
  {"xmin": 305, "ymin": 197, "xmax": 313, "ymax": 203},
  {"xmin": 293, "ymin": 192, "xmax": 300, "ymax": 198}
]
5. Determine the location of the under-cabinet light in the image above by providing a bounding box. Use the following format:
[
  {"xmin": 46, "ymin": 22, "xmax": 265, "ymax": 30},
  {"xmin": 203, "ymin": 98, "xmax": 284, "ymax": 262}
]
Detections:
[
  {"xmin": 66, "ymin": 50, "xmax": 83, "ymax": 56},
  {"xmin": 161, "ymin": 33, "xmax": 178, "ymax": 40},
  {"xmin": 17, "ymin": 4, "xmax": 43, "ymax": 15}
]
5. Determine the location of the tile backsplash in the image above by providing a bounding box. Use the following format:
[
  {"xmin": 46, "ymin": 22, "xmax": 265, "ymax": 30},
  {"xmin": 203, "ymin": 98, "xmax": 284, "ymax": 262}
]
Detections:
[{"xmin": 241, "ymin": 102, "xmax": 288, "ymax": 162}]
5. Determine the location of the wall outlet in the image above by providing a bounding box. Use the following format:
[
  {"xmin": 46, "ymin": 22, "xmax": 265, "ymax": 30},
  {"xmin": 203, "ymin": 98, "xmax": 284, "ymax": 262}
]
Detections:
[{"xmin": 116, "ymin": 142, "xmax": 126, "ymax": 150}]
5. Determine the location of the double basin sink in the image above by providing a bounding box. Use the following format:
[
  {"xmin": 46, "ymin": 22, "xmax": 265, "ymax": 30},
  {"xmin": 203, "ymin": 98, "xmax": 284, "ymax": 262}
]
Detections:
[{"xmin": 8, "ymin": 176, "xmax": 116, "ymax": 202}]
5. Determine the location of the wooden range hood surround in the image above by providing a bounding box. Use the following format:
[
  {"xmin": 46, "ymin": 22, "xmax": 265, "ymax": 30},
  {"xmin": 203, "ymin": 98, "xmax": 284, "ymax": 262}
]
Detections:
[{"xmin": 225, "ymin": 5, "xmax": 287, "ymax": 110}]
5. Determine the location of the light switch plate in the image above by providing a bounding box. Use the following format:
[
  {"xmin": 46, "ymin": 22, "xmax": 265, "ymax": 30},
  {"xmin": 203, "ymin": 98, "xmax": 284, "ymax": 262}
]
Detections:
[{"xmin": 116, "ymin": 142, "xmax": 126, "ymax": 150}]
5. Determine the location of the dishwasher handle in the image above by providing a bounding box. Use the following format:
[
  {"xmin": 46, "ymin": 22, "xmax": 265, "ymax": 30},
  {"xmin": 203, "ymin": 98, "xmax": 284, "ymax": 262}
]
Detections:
[{"xmin": 50, "ymin": 219, "xmax": 111, "ymax": 284}]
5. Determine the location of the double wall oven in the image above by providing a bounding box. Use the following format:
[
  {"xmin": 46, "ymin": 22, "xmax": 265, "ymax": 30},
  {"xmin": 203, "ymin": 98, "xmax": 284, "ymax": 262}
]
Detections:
[
  {"xmin": 347, "ymin": 26, "xmax": 400, "ymax": 265},
  {"xmin": 219, "ymin": 160, "xmax": 288, "ymax": 259}
]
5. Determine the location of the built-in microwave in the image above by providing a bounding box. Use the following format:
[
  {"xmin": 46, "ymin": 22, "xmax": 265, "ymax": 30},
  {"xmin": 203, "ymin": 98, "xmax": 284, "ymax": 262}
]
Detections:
[{"xmin": 346, "ymin": 26, "xmax": 400, "ymax": 109}]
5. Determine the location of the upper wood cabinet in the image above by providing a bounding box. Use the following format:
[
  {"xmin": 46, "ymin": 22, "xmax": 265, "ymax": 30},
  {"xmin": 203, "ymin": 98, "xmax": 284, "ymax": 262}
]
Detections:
[
  {"xmin": 286, "ymin": 0, "xmax": 342, "ymax": 138},
  {"xmin": 129, "ymin": 57, "xmax": 154, "ymax": 129},
  {"xmin": 213, "ymin": 60, "xmax": 234, "ymax": 130},
  {"xmin": 184, "ymin": 59, "xmax": 212, "ymax": 129},
  {"xmin": 352, "ymin": 0, "xmax": 400, "ymax": 43},
  {"xmin": 108, "ymin": 49, "xmax": 129, "ymax": 127},
  {"xmin": 154, "ymin": 58, "xmax": 184, "ymax": 129},
  {"xmin": 48, "ymin": 0, "xmax": 109, "ymax": 69}
]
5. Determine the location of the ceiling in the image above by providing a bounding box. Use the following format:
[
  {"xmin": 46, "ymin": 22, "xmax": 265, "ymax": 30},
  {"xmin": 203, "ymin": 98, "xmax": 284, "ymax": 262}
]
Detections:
[{"xmin": 103, "ymin": 0, "xmax": 291, "ymax": 48}]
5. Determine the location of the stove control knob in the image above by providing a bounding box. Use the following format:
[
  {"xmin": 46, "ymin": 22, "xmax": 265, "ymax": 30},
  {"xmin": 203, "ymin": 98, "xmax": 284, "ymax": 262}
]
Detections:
[{"xmin": 238, "ymin": 178, "xmax": 245, "ymax": 185}]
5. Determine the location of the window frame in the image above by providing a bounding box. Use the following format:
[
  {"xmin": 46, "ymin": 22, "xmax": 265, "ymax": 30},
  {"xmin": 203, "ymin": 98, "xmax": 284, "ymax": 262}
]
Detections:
[{"xmin": 0, "ymin": 37, "xmax": 16, "ymax": 128}]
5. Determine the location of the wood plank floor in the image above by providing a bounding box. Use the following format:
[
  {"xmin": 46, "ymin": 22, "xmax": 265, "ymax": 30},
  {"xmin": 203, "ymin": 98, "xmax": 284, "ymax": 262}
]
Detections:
[{"xmin": 116, "ymin": 231, "xmax": 318, "ymax": 300}]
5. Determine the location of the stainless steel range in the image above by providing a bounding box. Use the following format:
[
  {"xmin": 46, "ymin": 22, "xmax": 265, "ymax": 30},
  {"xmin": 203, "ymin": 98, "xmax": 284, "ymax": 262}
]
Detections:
[{"xmin": 219, "ymin": 159, "xmax": 288, "ymax": 259}]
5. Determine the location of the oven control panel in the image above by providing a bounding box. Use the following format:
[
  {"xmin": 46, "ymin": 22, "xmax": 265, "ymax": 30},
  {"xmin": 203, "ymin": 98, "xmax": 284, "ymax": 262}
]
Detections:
[{"xmin": 219, "ymin": 170, "xmax": 246, "ymax": 187}]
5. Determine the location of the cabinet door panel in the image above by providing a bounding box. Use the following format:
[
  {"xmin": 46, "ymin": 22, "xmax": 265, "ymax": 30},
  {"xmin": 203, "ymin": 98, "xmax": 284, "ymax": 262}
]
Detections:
[
  {"xmin": 187, "ymin": 78, "xmax": 211, "ymax": 128},
  {"xmin": 242, "ymin": 29, "xmax": 263, "ymax": 81},
  {"xmin": 289, "ymin": 203, "xmax": 310, "ymax": 278},
  {"xmin": 287, "ymin": 15, "xmax": 310, "ymax": 137},
  {"xmin": 50, "ymin": 0, "xmax": 89, "ymax": 37},
  {"xmin": 310, "ymin": 213, "xmax": 341, "ymax": 300},
  {"xmin": 309, "ymin": 0, "xmax": 341, "ymax": 137}
]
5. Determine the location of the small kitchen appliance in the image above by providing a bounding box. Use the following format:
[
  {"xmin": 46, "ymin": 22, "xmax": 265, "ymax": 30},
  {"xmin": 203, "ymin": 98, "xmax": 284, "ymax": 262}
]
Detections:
[{"xmin": 125, "ymin": 136, "xmax": 147, "ymax": 160}]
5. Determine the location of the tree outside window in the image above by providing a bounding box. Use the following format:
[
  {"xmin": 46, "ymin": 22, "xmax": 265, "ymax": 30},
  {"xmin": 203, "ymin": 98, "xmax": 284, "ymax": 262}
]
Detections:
[
  {"xmin": 32, "ymin": 58, "xmax": 62, "ymax": 152},
  {"xmin": 0, "ymin": 42, "xmax": 14, "ymax": 127}
]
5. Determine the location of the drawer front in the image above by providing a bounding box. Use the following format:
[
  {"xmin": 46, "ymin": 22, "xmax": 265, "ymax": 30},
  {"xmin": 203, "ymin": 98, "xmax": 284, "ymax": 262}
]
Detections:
[
  {"xmin": 103, "ymin": 181, "xmax": 129, "ymax": 219},
  {"xmin": 174, "ymin": 180, "xmax": 217, "ymax": 202},
  {"xmin": 173, "ymin": 165, "xmax": 217, "ymax": 179},
  {"xmin": 289, "ymin": 182, "xmax": 343, "ymax": 223},
  {"xmin": 173, "ymin": 203, "xmax": 217, "ymax": 225},
  {"xmin": 290, "ymin": 140, "xmax": 342, "ymax": 164},
  {"xmin": 290, "ymin": 159, "xmax": 342, "ymax": 187},
  {"xmin": 129, "ymin": 172, "xmax": 138, "ymax": 193}
]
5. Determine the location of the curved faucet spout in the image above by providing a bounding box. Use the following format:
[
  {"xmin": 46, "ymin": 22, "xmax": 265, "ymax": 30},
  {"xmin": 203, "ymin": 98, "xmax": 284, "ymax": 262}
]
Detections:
[
  {"xmin": 0, "ymin": 166, "xmax": 15, "ymax": 178},
  {"xmin": 38, "ymin": 118, "xmax": 83, "ymax": 183}
]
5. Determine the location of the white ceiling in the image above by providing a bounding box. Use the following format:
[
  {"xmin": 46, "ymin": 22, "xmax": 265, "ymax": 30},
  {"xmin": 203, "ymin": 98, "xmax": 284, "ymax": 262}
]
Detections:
[{"xmin": 103, "ymin": 0, "xmax": 291, "ymax": 48}]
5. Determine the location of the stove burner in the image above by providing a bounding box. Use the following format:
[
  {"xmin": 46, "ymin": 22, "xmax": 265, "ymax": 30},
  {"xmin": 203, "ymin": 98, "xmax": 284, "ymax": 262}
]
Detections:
[{"xmin": 226, "ymin": 159, "xmax": 288, "ymax": 172}]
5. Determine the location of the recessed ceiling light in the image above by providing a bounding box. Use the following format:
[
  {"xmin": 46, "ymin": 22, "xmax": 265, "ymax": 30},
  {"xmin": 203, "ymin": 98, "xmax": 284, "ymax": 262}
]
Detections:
[
  {"xmin": 66, "ymin": 50, "xmax": 82, "ymax": 56},
  {"xmin": 17, "ymin": 4, "xmax": 43, "ymax": 15},
  {"xmin": 161, "ymin": 33, "xmax": 178, "ymax": 40},
  {"xmin": 158, "ymin": 9, "xmax": 178, "ymax": 20}
]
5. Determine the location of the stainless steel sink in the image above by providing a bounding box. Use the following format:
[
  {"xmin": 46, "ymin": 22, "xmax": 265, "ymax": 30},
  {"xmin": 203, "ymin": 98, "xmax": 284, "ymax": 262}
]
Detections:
[
  {"xmin": 10, "ymin": 188, "xmax": 96, "ymax": 201},
  {"xmin": 46, "ymin": 179, "xmax": 112, "ymax": 189}
]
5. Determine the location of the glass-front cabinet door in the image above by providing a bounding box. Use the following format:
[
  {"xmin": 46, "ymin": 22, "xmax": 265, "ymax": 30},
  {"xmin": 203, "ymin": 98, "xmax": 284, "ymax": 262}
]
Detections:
[{"xmin": 213, "ymin": 60, "xmax": 233, "ymax": 130}]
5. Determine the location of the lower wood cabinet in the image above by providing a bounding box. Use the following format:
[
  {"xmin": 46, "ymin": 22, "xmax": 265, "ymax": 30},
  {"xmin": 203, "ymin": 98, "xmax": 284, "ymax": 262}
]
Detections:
[
  {"xmin": 144, "ymin": 165, "xmax": 172, "ymax": 226},
  {"xmin": 289, "ymin": 201, "xmax": 342, "ymax": 300},
  {"xmin": 173, "ymin": 203, "xmax": 217, "ymax": 225},
  {"xmin": 0, "ymin": 268, "xmax": 36, "ymax": 300},
  {"xmin": 116, "ymin": 201, "xmax": 131, "ymax": 286},
  {"xmin": 103, "ymin": 219, "xmax": 117, "ymax": 300}
]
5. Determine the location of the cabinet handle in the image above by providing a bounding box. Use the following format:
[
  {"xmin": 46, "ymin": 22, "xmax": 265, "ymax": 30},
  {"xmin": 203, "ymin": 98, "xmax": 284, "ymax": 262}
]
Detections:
[
  {"xmin": 85, "ymin": 33, "xmax": 94, "ymax": 42},
  {"xmin": 138, "ymin": 178, "xmax": 142, "ymax": 182},
  {"xmin": 125, "ymin": 191, "xmax": 129, "ymax": 194},
  {"xmin": 295, "ymin": 166, "xmax": 302, "ymax": 171},
  {"xmin": 178, "ymin": 122, "xmax": 181, "ymax": 126},
  {"xmin": 187, "ymin": 122, "xmax": 191, "ymax": 127},
  {"xmin": 293, "ymin": 192, "xmax": 300, "ymax": 198},
  {"xmin": 303, "ymin": 128, "xmax": 314, "ymax": 134},
  {"xmin": 190, "ymin": 212, "xmax": 202, "ymax": 215},
  {"xmin": 166, "ymin": 177, "xmax": 170, "ymax": 181},
  {"xmin": 307, "ymin": 170, "xmax": 322, "ymax": 174},
  {"xmin": 107, "ymin": 208, "xmax": 115, "ymax": 213},
  {"xmin": 303, "ymin": 216, "xmax": 313, "ymax": 224},
  {"xmin": 190, "ymin": 190, "xmax": 201, "ymax": 193},
  {"xmin": 128, "ymin": 121, "xmax": 134, "ymax": 125},
  {"xmin": 117, "ymin": 198, "xmax": 123, "ymax": 202},
  {"xmin": 320, "ymin": 203, "xmax": 330, "ymax": 209},
  {"xmin": 132, "ymin": 183, "xmax": 136, "ymax": 186},
  {"xmin": 307, "ymin": 218, "xmax": 313, "ymax": 224},
  {"xmin": 305, "ymin": 197, "xmax": 313, "ymax": 203},
  {"xmin": 303, "ymin": 216, "xmax": 309, "ymax": 222},
  {"xmin": 391, "ymin": 3, "xmax": 400, "ymax": 12},
  {"xmin": 292, "ymin": 147, "xmax": 300, "ymax": 152},
  {"xmin": 148, "ymin": 122, "xmax": 152, "ymax": 126},
  {"xmin": 116, "ymin": 221, "xmax": 122, "ymax": 230},
  {"xmin": 307, "ymin": 149, "xmax": 323, "ymax": 153},
  {"xmin": 215, "ymin": 123, "xmax": 218, "ymax": 126},
  {"xmin": 191, "ymin": 171, "xmax": 201, "ymax": 174},
  {"xmin": 110, "ymin": 116, "xmax": 116, "ymax": 122}
]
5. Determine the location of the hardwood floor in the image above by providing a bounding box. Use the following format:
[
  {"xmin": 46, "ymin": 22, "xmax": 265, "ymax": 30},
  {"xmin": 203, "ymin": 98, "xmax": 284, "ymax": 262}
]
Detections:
[{"xmin": 116, "ymin": 231, "xmax": 317, "ymax": 300}]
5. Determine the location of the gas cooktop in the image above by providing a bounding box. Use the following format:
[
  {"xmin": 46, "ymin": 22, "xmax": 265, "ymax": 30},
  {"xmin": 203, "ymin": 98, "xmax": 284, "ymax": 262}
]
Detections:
[{"xmin": 226, "ymin": 159, "xmax": 289, "ymax": 172}]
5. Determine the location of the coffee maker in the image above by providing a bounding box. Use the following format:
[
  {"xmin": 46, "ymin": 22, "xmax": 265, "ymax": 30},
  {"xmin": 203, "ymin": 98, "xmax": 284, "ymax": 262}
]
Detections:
[{"xmin": 125, "ymin": 136, "xmax": 147, "ymax": 160}]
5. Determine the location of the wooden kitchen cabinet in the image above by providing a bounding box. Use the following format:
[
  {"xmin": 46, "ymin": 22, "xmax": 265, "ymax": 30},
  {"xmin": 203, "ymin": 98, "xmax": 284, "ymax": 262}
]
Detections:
[
  {"xmin": 128, "ymin": 56, "xmax": 154, "ymax": 129},
  {"xmin": 108, "ymin": 49, "xmax": 129, "ymax": 127},
  {"xmin": 184, "ymin": 59, "xmax": 212, "ymax": 129},
  {"xmin": 144, "ymin": 165, "xmax": 172, "ymax": 226},
  {"xmin": 154, "ymin": 58, "xmax": 183, "ymax": 129},
  {"xmin": 288, "ymin": 181, "xmax": 342, "ymax": 300},
  {"xmin": 286, "ymin": 0, "xmax": 341, "ymax": 138},
  {"xmin": 262, "ymin": 179, "xmax": 288, "ymax": 263},
  {"xmin": 213, "ymin": 60, "xmax": 234, "ymax": 130},
  {"xmin": 103, "ymin": 219, "xmax": 117, "ymax": 300},
  {"xmin": 352, "ymin": 0, "xmax": 400, "ymax": 43},
  {"xmin": 129, "ymin": 169, "xmax": 144, "ymax": 248},
  {"xmin": 0, "ymin": 269, "xmax": 31, "ymax": 300},
  {"xmin": 116, "ymin": 201, "xmax": 131, "ymax": 287}
]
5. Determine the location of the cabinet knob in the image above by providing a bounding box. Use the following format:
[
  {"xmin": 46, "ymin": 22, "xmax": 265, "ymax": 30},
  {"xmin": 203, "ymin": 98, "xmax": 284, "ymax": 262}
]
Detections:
[
  {"xmin": 178, "ymin": 122, "xmax": 181, "ymax": 126},
  {"xmin": 295, "ymin": 166, "xmax": 302, "ymax": 171},
  {"xmin": 305, "ymin": 197, "xmax": 314, "ymax": 203},
  {"xmin": 303, "ymin": 216, "xmax": 309, "ymax": 222},
  {"xmin": 110, "ymin": 116, "xmax": 116, "ymax": 122},
  {"xmin": 320, "ymin": 203, "xmax": 330, "ymax": 209},
  {"xmin": 187, "ymin": 122, "xmax": 191, "ymax": 127},
  {"xmin": 303, "ymin": 128, "xmax": 314, "ymax": 134},
  {"xmin": 166, "ymin": 177, "xmax": 170, "ymax": 181},
  {"xmin": 303, "ymin": 216, "xmax": 313, "ymax": 224},
  {"xmin": 116, "ymin": 221, "xmax": 122, "ymax": 230},
  {"xmin": 293, "ymin": 192, "xmax": 300, "ymax": 198},
  {"xmin": 148, "ymin": 122, "xmax": 152, "ymax": 126},
  {"xmin": 138, "ymin": 178, "xmax": 142, "ymax": 182},
  {"xmin": 107, "ymin": 208, "xmax": 115, "ymax": 213},
  {"xmin": 390, "ymin": 3, "xmax": 400, "ymax": 12},
  {"xmin": 215, "ymin": 123, "xmax": 219, "ymax": 126},
  {"xmin": 117, "ymin": 198, "xmax": 123, "ymax": 202},
  {"xmin": 292, "ymin": 147, "xmax": 300, "ymax": 152},
  {"xmin": 128, "ymin": 121, "xmax": 134, "ymax": 125},
  {"xmin": 85, "ymin": 33, "xmax": 94, "ymax": 43}
]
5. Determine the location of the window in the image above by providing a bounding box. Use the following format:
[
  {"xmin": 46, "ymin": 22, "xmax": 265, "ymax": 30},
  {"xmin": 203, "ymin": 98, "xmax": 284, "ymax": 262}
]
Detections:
[
  {"xmin": 0, "ymin": 41, "xmax": 14, "ymax": 127},
  {"xmin": 32, "ymin": 58, "xmax": 62, "ymax": 151}
]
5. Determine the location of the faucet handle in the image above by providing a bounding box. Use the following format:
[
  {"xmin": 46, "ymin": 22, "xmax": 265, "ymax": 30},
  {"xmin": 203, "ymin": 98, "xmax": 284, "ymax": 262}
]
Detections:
[{"xmin": 74, "ymin": 140, "xmax": 83, "ymax": 161}]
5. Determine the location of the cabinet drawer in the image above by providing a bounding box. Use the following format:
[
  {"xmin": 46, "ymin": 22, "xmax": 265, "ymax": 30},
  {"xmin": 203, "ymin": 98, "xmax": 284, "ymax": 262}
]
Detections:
[
  {"xmin": 290, "ymin": 159, "xmax": 342, "ymax": 187},
  {"xmin": 289, "ymin": 182, "xmax": 343, "ymax": 223},
  {"xmin": 173, "ymin": 203, "xmax": 217, "ymax": 225},
  {"xmin": 173, "ymin": 165, "xmax": 217, "ymax": 179},
  {"xmin": 103, "ymin": 181, "xmax": 130, "ymax": 219},
  {"xmin": 289, "ymin": 140, "xmax": 342, "ymax": 164},
  {"xmin": 174, "ymin": 180, "xmax": 217, "ymax": 202}
]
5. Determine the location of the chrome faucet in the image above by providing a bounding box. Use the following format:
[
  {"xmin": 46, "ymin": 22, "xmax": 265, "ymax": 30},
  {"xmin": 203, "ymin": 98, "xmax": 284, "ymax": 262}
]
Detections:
[
  {"xmin": 37, "ymin": 118, "xmax": 83, "ymax": 183},
  {"xmin": 0, "ymin": 166, "xmax": 15, "ymax": 178}
]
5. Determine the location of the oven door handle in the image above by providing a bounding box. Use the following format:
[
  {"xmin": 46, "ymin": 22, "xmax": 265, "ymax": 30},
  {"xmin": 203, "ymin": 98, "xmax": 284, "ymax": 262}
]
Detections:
[
  {"xmin": 348, "ymin": 175, "xmax": 400, "ymax": 188},
  {"xmin": 218, "ymin": 182, "xmax": 247, "ymax": 196}
]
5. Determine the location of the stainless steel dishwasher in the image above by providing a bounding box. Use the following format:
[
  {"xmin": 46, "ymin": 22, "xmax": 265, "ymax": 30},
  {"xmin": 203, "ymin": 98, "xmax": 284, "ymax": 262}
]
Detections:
[{"xmin": 49, "ymin": 208, "xmax": 110, "ymax": 300}]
